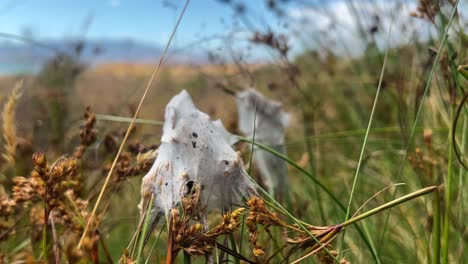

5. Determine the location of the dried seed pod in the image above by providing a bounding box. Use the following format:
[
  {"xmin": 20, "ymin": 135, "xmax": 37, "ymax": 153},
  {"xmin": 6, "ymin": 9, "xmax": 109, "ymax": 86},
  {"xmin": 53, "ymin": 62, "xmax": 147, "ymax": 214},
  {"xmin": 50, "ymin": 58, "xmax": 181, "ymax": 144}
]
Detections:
[
  {"xmin": 74, "ymin": 106, "xmax": 97, "ymax": 158},
  {"xmin": 0, "ymin": 198, "xmax": 15, "ymax": 216},
  {"xmin": 32, "ymin": 152, "xmax": 47, "ymax": 168}
]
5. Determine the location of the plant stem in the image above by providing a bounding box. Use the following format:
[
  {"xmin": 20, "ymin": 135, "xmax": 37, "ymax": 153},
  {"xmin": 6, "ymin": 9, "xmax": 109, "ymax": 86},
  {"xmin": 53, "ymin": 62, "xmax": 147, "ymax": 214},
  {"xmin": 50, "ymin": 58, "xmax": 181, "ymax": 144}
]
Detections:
[
  {"xmin": 238, "ymin": 216, "xmax": 245, "ymax": 257},
  {"xmin": 433, "ymin": 188, "xmax": 441, "ymax": 264},
  {"xmin": 229, "ymin": 233, "xmax": 240, "ymax": 264},
  {"xmin": 247, "ymin": 102, "xmax": 257, "ymax": 176},
  {"xmin": 96, "ymin": 114, "xmax": 163, "ymax": 126},
  {"xmin": 43, "ymin": 189, "xmax": 48, "ymax": 263},
  {"xmin": 456, "ymin": 117, "xmax": 467, "ymax": 256},
  {"xmin": 137, "ymin": 195, "xmax": 155, "ymax": 262},
  {"xmin": 42, "ymin": 207, "xmax": 48, "ymax": 263},
  {"xmin": 302, "ymin": 107, "xmax": 326, "ymax": 224},
  {"xmin": 442, "ymin": 105, "xmax": 455, "ymax": 264},
  {"xmin": 183, "ymin": 251, "xmax": 192, "ymax": 264},
  {"xmin": 342, "ymin": 186, "xmax": 437, "ymax": 227}
]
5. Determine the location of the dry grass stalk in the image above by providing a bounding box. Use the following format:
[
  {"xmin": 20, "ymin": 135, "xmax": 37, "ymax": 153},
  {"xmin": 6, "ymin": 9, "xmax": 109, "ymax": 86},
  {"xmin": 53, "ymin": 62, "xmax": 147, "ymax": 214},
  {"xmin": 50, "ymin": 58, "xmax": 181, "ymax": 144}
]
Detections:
[
  {"xmin": 1, "ymin": 80, "xmax": 24, "ymax": 167},
  {"xmin": 78, "ymin": 0, "xmax": 191, "ymax": 248}
]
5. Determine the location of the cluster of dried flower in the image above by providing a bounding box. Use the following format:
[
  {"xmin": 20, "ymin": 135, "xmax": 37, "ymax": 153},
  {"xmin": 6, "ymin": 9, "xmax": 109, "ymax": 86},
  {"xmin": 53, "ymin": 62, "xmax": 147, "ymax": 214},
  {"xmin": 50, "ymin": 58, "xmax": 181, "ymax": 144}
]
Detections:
[
  {"xmin": 251, "ymin": 31, "xmax": 289, "ymax": 56},
  {"xmin": 0, "ymin": 196, "xmax": 16, "ymax": 241},
  {"xmin": 164, "ymin": 182, "xmax": 245, "ymax": 260},
  {"xmin": 112, "ymin": 148, "xmax": 157, "ymax": 182},
  {"xmin": 100, "ymin": 135, "xmax": 158, "ymax": 184},
  {"xmin": 74, "ymin": 106, "xmax": 97, "ymax": 159},
  {"xmin": 407, "ymin": 129, "xmax": 442, "ymax": 188},
  {"xmin": 410, "ymin": 0, "xmax": 456, "ymax": 22},
  {"xmin": 0, "ymin": 104, "xmax": 104, "ymax": 262},
  {"xmin": 245, "ymin": 196, "xmax": 349, "ymax": 263}
]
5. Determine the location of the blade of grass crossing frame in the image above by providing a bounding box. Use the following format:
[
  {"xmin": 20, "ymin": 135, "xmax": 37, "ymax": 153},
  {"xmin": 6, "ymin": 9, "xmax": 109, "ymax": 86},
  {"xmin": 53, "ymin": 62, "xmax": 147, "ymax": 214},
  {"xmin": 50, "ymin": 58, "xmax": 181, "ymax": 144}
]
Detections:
[
  {"xmin": 337, "ymin": 14, "xmax": 393, "ymax": 262},
  {"xmin": 136, "ymin": 195, "xmax": 155, "ymax": 262},
  {"xmin": 96, "ymin": 114, "xmax": 163, "ymax": 126},
  {"xmin": 301, "ymin": 106, "xmax": 326, "ymax": 224},
  {"xmin": 78, "ymin": 0, "xmax": 191, "ymax": 248},
  {"xmin": 432, "ymin": 188, "xmax": 441, "ymax": 264}
]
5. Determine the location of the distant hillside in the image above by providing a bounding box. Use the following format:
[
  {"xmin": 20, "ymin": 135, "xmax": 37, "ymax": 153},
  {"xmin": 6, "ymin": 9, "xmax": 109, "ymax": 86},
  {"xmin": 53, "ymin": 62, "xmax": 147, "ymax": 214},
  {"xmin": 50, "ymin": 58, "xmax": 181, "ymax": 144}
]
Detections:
[{"xmin": 0, "ymin": 38, "xmax": 203, "ymax": 75}]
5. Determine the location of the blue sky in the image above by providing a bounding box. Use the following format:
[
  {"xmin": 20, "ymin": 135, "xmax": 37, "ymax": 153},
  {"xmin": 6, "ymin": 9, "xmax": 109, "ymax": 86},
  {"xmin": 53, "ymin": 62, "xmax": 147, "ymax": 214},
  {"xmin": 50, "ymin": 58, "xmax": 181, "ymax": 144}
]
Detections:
[
  {"xmin": 0, "ymin": 0, "xmax": 463, "ymax": 63},
  {"xmin": 0, "ymin": 0, "xmax": 284, "ymax": 47}
]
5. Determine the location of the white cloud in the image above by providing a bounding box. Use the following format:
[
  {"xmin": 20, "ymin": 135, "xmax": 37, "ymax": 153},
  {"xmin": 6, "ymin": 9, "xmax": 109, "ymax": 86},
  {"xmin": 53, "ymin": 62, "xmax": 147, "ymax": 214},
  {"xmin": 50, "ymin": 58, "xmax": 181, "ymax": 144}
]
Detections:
[{"xmin": 286, "ymin": 0, "xmax": 445, "ymax": 57}]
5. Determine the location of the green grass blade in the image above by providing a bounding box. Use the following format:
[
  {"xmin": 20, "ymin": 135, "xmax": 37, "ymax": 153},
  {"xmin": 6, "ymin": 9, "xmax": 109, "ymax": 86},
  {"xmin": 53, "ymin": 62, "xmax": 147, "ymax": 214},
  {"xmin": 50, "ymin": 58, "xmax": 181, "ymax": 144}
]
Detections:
[
  {"xmin": 96, "ymin": 114, "xmax": 163, "ymax": 126},
  {"xmin": 432, "ymin": 188, "xmax": 441, "ymax": 264},
  {"xmin": 286, "ymin": 127, "xmax": 449, "ymax": 148},
  {"xmin": 442, "ymin": 105, "xmax": 456, "ymax": 264},
  {"xmin": 145, "ymin": 222, "xmax": 166, "ymax": 264},
  {"xmin": 379, "ymin": 0, "xmax": 460, "ymax": 248},
  {"xmin": 229, "ymin": 233, "xmax": 240, "ymax": 264},
  {"xmin": 338, "ymin": 18, "xmax": 391, "ymax": 262},
  {"xmin": 458, "ymin": 65, "xmax": 468, "ymax": 81},
  {"xmin": 247, "ymin": 103, "xmax": 257, "ymax": 176},
  {"xmin": 342, "ymin": 186, "xmax": 437, "ymax": 227},
  {"xmin": 456, "ymin": 116, "xmax": 467, "ymax": 258},
  {"xmin": 183, "ymin": 251, "xmax": 192, "ymax": 264},
  {"xmin": 137, "ymin": 195, "xmax": 155, "ymax": 263},
  {"xmin": 301, "ymin": 106, "xmax": 326, "ymax": 224}
]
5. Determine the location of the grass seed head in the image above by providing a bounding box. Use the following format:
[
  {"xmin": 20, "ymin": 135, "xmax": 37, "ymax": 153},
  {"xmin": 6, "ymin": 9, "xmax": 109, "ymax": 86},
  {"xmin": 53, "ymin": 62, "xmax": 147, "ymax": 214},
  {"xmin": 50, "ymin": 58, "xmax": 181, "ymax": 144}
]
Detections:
[{"xmin": 1, "ymin": 80, "xmax": 23, "ymax": 167}]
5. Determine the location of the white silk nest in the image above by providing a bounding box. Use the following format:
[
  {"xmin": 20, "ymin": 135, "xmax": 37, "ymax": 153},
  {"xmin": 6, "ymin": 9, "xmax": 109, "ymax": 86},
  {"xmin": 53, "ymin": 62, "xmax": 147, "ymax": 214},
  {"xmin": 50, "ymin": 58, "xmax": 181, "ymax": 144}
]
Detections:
[
  {"xmin": 236, "ymin": 89, "xmax": 290, "ymax": 197},
  {"xmin": 140, "ymin": 90, "xmax": 256, "ymax": 217}
]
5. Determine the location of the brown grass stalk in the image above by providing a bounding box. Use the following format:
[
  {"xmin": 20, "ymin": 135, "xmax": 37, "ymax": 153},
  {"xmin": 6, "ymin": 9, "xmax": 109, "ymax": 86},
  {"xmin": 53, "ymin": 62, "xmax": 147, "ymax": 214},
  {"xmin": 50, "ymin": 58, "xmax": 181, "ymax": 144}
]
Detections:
[{"xmin": 78, "ymin": 0, "xmax": 191, "ymax": 248}]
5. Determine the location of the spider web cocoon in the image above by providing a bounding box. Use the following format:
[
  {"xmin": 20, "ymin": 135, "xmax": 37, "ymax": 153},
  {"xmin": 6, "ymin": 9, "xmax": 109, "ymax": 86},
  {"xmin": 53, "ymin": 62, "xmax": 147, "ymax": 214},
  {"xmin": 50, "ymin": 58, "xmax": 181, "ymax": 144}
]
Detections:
[
  {"xmin": 236, "ymin": 88, "xmax": 290, "ymax": 198},
  {"xmin": 140, "ymin": 90, "xmax": 256, "ymax": 217}
]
